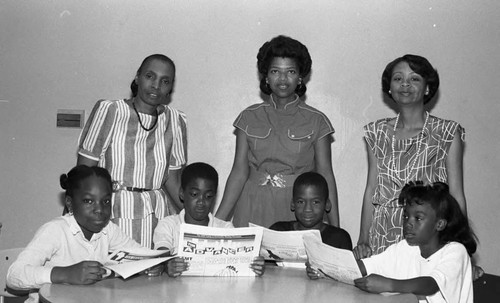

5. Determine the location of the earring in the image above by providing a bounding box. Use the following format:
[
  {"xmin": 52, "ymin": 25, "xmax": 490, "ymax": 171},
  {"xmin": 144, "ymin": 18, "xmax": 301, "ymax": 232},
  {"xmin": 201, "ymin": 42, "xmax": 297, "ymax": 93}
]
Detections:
[
  {"xmin": 265, "ymin": 79, "xmax": 271, "ymax": 90},
  {"xmin": 425, "ymin": 89, "xmax": 429, "ymax": 95},
  {"xmin": 388, "ymin": 90, "xmax": 392, "ymax": 94}
]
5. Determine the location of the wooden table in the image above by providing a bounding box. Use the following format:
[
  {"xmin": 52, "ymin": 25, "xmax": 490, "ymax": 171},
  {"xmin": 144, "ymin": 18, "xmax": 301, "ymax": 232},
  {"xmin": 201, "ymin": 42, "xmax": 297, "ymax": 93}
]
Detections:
[{"xmin": 39, "ymin": 266, "xmax": 417, "ymax": 303}]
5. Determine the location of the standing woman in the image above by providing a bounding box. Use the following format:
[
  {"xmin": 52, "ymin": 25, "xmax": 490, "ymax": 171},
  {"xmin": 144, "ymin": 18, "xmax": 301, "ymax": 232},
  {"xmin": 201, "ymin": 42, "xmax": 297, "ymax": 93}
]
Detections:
[
  {"xmin": 354, "ymin": 54, "xmax": 467, "ymax": 258},
  {"xmin": 77, "ymin": 54, "xmax": 187, "ymax": 248},
  {"xmin": 216, "ymin": 36, "xmax": 339, "ymax": 227}
]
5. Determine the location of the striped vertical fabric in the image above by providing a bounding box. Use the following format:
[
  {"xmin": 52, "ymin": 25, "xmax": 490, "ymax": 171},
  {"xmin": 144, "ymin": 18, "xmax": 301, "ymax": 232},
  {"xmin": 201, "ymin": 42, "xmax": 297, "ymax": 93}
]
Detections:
[{"xmin": 78, "ymin": 99, "xmax": 187, "ymax": 248}]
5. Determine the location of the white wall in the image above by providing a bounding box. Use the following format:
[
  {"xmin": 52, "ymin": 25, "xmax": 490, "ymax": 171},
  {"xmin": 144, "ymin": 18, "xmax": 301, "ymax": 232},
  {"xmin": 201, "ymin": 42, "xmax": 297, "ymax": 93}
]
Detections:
[{"xmin": 1, "ymin": 0, "xmax": 499, "ymax": 274}]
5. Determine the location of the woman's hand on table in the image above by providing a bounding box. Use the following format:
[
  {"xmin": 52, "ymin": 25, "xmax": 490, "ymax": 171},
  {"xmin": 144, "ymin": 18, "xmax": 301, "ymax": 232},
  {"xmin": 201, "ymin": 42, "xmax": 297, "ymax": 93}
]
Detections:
[
  {"xmin": 353, "ymin": 243, "xmax": 372, "ymax": 259},
  {"xmin": 51, "ymin": 261, "xmax": 106, "ymax": 285},
  {"xmin": 166, "ymin": 257, "xmax": 189, "ymax": 278},
  {"xmin": 250, "ymin": 256, "xmax": 265, "ymax": 276}
]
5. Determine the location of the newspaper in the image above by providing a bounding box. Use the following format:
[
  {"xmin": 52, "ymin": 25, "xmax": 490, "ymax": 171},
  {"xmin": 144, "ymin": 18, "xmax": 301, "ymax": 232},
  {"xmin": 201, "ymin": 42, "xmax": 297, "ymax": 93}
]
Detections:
[
  {"xmin": 249, "ymin": 223, "xmax": 321, "ymax": 264},
  {"xmin": 104, "ymin": 248, "xmax": 174, "ymax": 279},
  {"xmin": 303, "ymin": 233, "xmax": 362, "ymax": 285},
  {"xmin": 177, "ymin": 224, "xmax": 263, "ymax": 276}
]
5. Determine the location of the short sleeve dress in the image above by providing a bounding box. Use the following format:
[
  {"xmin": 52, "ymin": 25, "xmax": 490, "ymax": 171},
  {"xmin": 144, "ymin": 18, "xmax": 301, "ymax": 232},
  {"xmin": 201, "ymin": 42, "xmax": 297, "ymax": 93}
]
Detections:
[
  {"xmin": 364, "ymin": 114, "xmax": 464, "ymax": 255},
  {"xmin": 78, "ymin": 99, "xmax": 187, "ymax": 248},
  {"xmin": 232, "ymin": 96, "xmax": 334, "ymax": 228}
]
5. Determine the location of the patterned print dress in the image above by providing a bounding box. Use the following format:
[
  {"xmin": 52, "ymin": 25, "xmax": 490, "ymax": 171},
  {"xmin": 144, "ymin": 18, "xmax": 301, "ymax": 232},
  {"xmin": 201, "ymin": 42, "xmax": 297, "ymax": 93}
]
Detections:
[
  {"xmin": 78, "ymin": 99, "xmax": 187, "ymax": 248},
  {"xmin": 364, "ymin": 115, "xmax": 464, "ymax": 255}
]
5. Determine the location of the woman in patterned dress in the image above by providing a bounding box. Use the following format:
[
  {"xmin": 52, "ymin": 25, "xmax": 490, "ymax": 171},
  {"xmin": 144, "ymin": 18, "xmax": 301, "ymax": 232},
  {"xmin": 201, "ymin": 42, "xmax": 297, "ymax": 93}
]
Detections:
[
  {"xmin": 353, "ymin": 54, "xmax": 467, "ymax": 258},
  {"xmin": 216, "ymin": 36, "xmax": 339, "ymax": 228},
  {"xmin": 77, "ymin": 54, "xmax": 187, "ymax": 248}
]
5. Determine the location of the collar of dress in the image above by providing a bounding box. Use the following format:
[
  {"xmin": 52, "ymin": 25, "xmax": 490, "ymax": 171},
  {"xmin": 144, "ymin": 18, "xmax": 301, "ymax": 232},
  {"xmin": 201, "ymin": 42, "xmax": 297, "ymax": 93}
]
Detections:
[
  {"xmin": 66, "ymin": 214, "xmax": 108, "ymax": 241},
  {"xmin": 269, "ymin": 94, "xmax": 300, "ymax": 112}
]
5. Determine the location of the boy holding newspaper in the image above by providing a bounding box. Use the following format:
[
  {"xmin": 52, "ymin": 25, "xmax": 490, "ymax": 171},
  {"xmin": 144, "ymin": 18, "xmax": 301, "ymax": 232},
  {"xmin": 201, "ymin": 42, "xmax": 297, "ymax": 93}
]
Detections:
[{"xmin": 153, "ymin": 162, "xmax": 265, "ymax": 277}]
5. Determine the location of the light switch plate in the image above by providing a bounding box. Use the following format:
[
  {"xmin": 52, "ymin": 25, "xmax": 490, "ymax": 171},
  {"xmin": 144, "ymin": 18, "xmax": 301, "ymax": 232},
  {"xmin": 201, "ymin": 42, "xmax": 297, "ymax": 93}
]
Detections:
[{"xmin": 57, "ymin": 109, "xmax": 85, "ymax": 128}]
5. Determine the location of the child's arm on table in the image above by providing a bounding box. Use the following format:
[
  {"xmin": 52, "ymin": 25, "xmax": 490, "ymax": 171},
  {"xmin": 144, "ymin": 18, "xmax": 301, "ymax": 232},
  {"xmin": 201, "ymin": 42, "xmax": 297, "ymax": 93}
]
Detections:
[
  {"xmin": 250, "ymin": 256, "xmax": 265, "ymax": 276},
  {"xmin": 51, "ymin": 261, "xmax": 107, "ymax": 285},
  {"xmin": 354, "ymin": 259, "xmax": 438, "ymax": 296},
  {"xmin": 8, "ymin": 222, "xmax": 107, "ymax": 289}
]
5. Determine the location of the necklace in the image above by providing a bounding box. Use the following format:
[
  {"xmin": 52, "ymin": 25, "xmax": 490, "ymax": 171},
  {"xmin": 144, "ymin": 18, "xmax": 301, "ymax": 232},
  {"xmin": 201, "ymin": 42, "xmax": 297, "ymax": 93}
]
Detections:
[
  {"xmin": 391, "ymin": 111, "xmax": 429, "ymax": 183},
  {"xmin": 132, "ymin": 101, "xmax": 158, "ymax": 131}
]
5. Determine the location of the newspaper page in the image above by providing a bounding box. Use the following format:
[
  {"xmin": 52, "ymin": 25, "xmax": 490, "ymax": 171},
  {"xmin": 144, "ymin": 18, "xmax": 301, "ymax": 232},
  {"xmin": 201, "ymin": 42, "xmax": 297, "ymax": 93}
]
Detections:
[
  {"xmin": 177, "ymin": 224, "xmax": 263, "ymax": 277},
  {"xmin": 249, "ymin": 223, "xmax": 321, "ymax": 264},
  {"xmin": 104, "ymin": 248, "xmax": 174, "ymax": 279},
  {"xmin": 303, "ymin": 233, "xmax": 362, "ymax": 285}
]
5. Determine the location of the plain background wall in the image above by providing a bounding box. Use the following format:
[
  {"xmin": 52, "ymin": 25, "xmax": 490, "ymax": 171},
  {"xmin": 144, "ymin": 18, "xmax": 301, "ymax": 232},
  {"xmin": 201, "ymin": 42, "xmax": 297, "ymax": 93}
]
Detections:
[{"xmin": 1, "ymin": 0, "xmax": 499, "ymax": 274}]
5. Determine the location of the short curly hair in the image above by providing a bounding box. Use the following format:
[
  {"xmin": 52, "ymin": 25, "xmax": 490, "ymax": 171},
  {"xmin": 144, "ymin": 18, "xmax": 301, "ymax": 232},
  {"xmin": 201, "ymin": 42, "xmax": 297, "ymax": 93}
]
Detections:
[
  {"xmin": 257, "ymin": 35, "xmax": 312, "ymax": 97},
  {"xmin": 181, "ymin": 162, "xmax": 219, "ymax": 191},
  {"xmin": 293, "ymin": 172, "xmax": 328, "ymax": 200},
  {"xmin": 381, "ymin": 54, "xmax": 439, "ymax": 104}
]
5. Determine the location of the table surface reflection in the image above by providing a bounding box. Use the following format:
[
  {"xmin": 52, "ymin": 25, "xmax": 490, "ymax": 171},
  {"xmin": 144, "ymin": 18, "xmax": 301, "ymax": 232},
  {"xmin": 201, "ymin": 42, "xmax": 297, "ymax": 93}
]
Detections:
[{"xmin": 39, "ymin": 266, "xmax": 417, "ymax": 303}]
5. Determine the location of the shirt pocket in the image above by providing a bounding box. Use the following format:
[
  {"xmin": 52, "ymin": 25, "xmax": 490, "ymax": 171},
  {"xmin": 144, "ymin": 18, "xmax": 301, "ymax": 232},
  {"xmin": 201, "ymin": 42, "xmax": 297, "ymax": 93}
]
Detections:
[
  {"xmin": 286, "ymin": 128, "xmax": 315, "ymax": 153},
  {"xmin": 244, "ymin": 126, "xmax": 272, "ymax": 151}
]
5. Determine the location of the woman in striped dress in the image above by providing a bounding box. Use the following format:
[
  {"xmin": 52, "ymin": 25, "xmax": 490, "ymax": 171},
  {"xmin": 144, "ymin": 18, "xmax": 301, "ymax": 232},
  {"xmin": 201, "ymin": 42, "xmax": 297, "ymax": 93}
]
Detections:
[{"xmin": 77, "ymin": 54, "xmax": 187, "ymax": 248}]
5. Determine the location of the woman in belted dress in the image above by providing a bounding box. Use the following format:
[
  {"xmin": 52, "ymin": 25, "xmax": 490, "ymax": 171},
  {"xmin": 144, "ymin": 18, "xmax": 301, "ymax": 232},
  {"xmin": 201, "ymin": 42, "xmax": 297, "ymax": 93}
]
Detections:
[
  {"xmin": 216, "ymin": 36, "xmax": 339, "ymax": 228},
  {"xmin": 77, "ymin": 54, "xmax": 187, "ymax": 248}
]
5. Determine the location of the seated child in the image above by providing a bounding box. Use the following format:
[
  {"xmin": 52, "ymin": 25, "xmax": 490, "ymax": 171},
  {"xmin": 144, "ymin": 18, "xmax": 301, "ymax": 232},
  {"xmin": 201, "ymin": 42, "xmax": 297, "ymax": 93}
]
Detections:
[
  {"xmin": 269, "ymin": 172, "xmax": 352, "ymax": 250},
  {"xmin": 7, "ymin": 165, "xmax": 159, "ymax": 303},
  {"xmin": 346, "ymin": 181, "xmax": 474, "ymax": 302},
  {"xmin": 153, "ymin": 162, "xmax": 265, "ymax": 277}
]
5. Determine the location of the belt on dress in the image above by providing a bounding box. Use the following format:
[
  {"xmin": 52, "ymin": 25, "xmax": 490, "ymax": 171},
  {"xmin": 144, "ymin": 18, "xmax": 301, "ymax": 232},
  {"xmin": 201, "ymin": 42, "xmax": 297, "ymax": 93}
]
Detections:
[
  {"xmin": 248, "ymin": 168, "xmax": 298, "ymax": 188},
  {"xmin": 112, "ymin": 181, "xmax": 152, "ymax": 193}
]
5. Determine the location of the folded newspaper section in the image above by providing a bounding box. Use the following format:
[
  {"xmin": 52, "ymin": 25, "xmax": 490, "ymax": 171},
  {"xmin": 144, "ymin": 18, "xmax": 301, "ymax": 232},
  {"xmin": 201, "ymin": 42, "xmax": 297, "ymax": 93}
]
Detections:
[
  {"xmin": 249, "ymin": 223, "xmax": 321, "ymax": 263},
  {"xmin": 105, "ymin": 248, "xmax": 174, "ymax": 279},
  {"xmin": 108, "ymin": 248, "xmax": 171, "ymax": 262},
  {"xmin": 303, "ymin": 233, "xmax": 362, "ymax": 285},
  {"xmin": 177, "ymin": 224, "xmax": 263, "ymax": 276}
]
